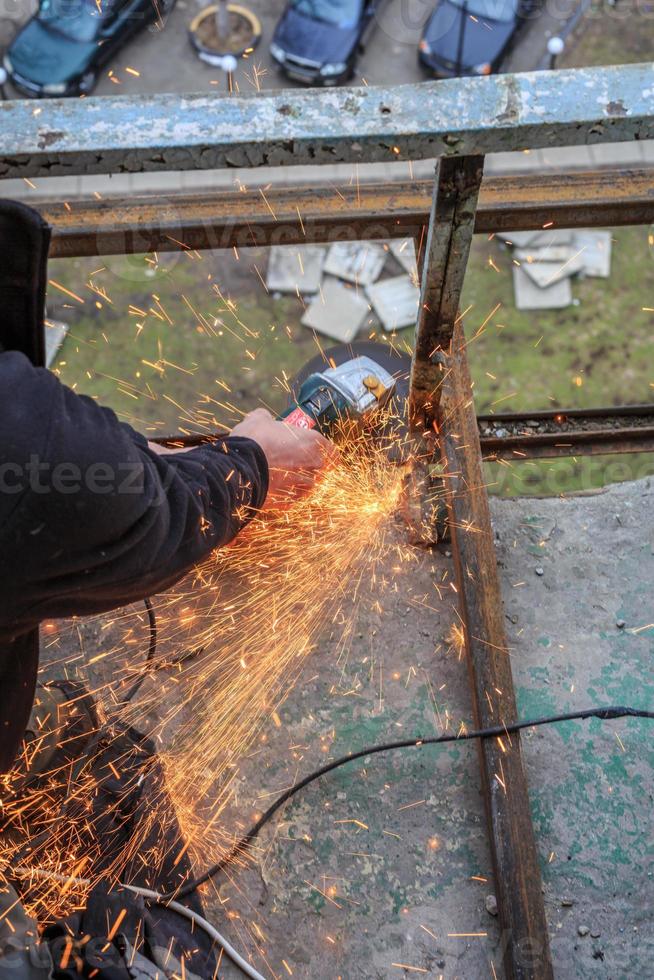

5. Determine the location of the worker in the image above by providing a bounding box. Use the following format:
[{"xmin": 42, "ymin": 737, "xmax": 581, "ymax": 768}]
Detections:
[
  {"xmin": 0, "ymin": 349, "xmax": 335, "ymax": 773},
  {"xmin": 0, "ymin": 347, "xmax": 335, "ymax": 976}
]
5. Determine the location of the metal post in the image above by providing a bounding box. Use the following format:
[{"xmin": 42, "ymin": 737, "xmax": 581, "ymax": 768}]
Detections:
[
  {"xmin": 409, "ymin": 154, "xmax": 484, "ymax": 433},
  {"xmin": 407, "ymin": 161, "xmax": 553, "ymax": 977},
  {"xmin": 547, "ymin": 36, "xmax": 565, "ymax": 71}
]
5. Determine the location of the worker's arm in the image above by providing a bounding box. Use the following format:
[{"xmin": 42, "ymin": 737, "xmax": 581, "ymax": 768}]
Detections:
[{"xmin": 0, "ymin": 353, "xmax": 331, "ymax": 636}]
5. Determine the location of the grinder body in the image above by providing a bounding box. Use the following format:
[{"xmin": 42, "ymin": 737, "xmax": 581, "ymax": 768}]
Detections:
[{"xmin": 279, "ymin": 355, "xmax": 396, "ymax": 436}]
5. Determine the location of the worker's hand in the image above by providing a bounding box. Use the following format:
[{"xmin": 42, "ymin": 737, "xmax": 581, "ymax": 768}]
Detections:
[{"xmin": 231, "ymin": 408, "xmax": 338, "ymax": 507}]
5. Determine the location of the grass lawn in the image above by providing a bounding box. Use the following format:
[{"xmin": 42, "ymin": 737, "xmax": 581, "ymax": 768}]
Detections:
[
  {"xmin": 50, "ymin": 249, "xmax": 330, "ymax": 435},
  {"xmin": 50, "ymin": 226, "xmax": 654, "ymax": 496},
  {"xmin": 560, "ymin": 2, "xmax": 654, "ymax": 68},
  {"xmin": 455, "ymin": 227, "xmax": 654, "ymax": 495}
]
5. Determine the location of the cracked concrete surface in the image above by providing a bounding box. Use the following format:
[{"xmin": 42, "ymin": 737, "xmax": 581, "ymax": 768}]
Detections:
[
  {"xmin": 205, "ymin": 521, "xmax": 499, "ymax": 979},
  {"xmin": 37, "ymin": 477, "xmax": 652, "ymax": 978},
  {"xmin": 494, "ymin": 478, "xmax": 654, "ymax": 978},
  {"xmin": 210, "ymin": 478, "xmax": 652, "ymax": 978}
]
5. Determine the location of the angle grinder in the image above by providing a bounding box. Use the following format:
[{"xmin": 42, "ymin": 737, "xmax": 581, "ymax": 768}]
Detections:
[
  {"xmin": 281, "ymin": 342, "xmax": 446, "ymax": 542},
  {"xmin": 280, "ymin": 355, "xmax": 395, "ymax": 434},
  {"xmin": 279, "ymin": 342, "xmax": 411, "ymax": 461}
]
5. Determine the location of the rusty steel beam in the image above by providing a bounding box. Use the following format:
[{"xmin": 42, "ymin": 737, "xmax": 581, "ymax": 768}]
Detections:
[
  {"xmin": 438, "ymin": 321, "xmax": 554, "ymax": 980},
  {"xmin": 37, "ymin": 167, "xmax": 654, "ymax": 259},
  {"xmin": 153, "ymin": 406, "xmax": 654, "ymax": 459},
  {"xmin": 42, "ymin": 182, "xmax": 432, "ymax": 258},
  {"xmin": 476, "ymin": 167, "xmax": 654, "ymax": 233},
  {"xmin": 484, "ymin": 429, "xmax": 654, "ymax": 459},
  {"xmin": 479, "ymin": 406, "xmax": 654, "ymax": 459},
  {"xmin": 408, "ymin": 155, "xmax": 552, "ymax": 978},
  {"xmin": 409, "ymin": 155, "xmax": 484, "ymax": 430}
]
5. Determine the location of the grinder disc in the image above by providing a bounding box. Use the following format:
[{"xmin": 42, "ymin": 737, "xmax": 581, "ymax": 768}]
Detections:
[
  {"xmin": 289, "ymin": 341, "xmax": 412, "ymax": 462},
  {"xmin": 291, "ymin": 342, "xmax": 446, "ymax": 543}
]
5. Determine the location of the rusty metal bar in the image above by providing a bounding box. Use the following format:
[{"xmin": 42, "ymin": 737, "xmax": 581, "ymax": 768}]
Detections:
[
  {"xmin": 438, "ymin": 321, "xmax": 554, "ymax": 979},
  {"xmin": 476, "ymin": 166, "xmax": 654, "ymax": 233},
  {"xmin": 405, "ymin": 153, "xmax": 553, "ymax": 976},
  {"xmin": 154, "ymin": 405, "xmax": 654, "ymax": 460},
  {"xmin": 409, "ymin": 155, "xmax": 484, "ymax": 429},
  {"xmin": 34, "ymin": 166, "xmax": 654, "ymax": 259},
  {"xmin": 407, "ymin": 153, "xmax": 552, "ymax": 977},
  {"xmin": 485, "ymin": 428, "xmax": 654, "ymax": 459},
  {"xmin": 42, "ymin": 183, "xmax": 431, "ymax": 258},
  {"xmin": 1, "ymin": 63, "xmax": 652, "ymax": 180},
  {"xmin": 479, "ymin": 406, "xmax": 654, "ymax": 459}
]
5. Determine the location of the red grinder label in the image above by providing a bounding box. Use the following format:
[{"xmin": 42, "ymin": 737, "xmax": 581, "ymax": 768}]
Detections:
[{"xmin": 284, "ymin": 407, "xmax": 317, "ymax": 429}]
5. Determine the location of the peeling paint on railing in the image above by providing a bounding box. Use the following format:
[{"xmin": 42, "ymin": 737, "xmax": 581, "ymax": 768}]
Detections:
[{"xmin": 0, "ymin": 63, "xmax": 652, "ymax": 179}]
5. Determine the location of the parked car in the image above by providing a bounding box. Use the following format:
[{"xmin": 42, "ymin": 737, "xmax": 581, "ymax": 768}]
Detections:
[
  {"xmin": 270, "ymin": 0, "xmax": 381, "ymax": 86},
  {"xmin": 4, "ymin": 0, "xmax": 172, "ymax": 97},
  {"xmin": 418, "ymin": 0, "xmax": 529, "ymax": 78}
]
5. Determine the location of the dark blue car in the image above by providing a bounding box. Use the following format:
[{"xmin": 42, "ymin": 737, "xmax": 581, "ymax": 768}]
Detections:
[
  {"xmin": 270, "ymin": 0, "xmax": 380, "ymax": 86},
  {"xmin": 418, "ymin": 0, "xmax": 530, "ymax": 78},
  {"xmin": 4, "ymin": 0, "xmax": 171, "ymax": 97}
]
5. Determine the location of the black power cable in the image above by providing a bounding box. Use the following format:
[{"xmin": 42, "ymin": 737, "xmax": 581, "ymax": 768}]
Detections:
[
  {"xmin": 11, "ymin": 598, "xmax": 649, "ymax": 978},
  {"xmin": 122, "ymin": 604, "xmax": 652, "ymax": 908},
  {"xmin": 170, "ymin": 704, "xmax": 654, "ymax": 900},
  {"xmin": 122, "ymin": 599, "xmax": 204, "ymax": 705},
  {"xmin": 122, "ymin": 597, "xmax": 158, "ymax": 704}
]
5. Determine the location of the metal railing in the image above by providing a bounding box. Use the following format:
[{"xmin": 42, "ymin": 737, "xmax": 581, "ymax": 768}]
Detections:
[{"xmin": 1, "ymin": 63, "xmax": 652, "ymax": 177}]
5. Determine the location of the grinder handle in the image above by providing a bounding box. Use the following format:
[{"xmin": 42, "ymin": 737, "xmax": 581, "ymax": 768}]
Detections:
[
  {"xmin": 277, "ymin": 374, "xmax": 323, "ymax": 429},
  {"xmin": 278, "ymin": 405, "xmax": 317, "ymax": 429}
]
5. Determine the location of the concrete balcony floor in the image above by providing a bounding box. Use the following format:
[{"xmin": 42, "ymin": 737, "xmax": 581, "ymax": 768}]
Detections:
[{"xmin": 37, "ymin": 475, "xmax": 653, "ymax": 978}]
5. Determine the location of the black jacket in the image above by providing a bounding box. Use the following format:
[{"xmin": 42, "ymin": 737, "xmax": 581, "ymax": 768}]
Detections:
[{"xmin": 0, "ymin": 351, "xmax": 268, "ymax": 770}]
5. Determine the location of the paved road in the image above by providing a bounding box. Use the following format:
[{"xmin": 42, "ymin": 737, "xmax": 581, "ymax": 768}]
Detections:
[
  {"xmin": 0, "ymin": 0, "xmax": 651, "ymax": 200},
  {"xmin": 0, "ymin": 0, "xmax": 580, "ymax": 98}
]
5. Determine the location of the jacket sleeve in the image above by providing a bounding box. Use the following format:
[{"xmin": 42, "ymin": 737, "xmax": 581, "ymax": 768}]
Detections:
[{"xmin": 0, "ymin": 353, "xmax": 269, "ymax": 632}]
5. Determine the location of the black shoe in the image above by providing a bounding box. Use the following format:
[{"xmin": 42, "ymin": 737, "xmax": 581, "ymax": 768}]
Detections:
[{"xmin": 5, "ymin": 716, "xmax": 219, "ymax": 977}]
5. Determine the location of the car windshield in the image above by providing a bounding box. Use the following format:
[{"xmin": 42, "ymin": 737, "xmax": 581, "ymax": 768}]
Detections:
[
  {"xmin": 37, "ymin": 0, "xmax": 124, "ymax": 43},
  {"xmin": 448, "ymin": 0, "xmax": 518, "ymax": 22},
  {"xmin": 290, "ymin": 0, "xmax": 363, "ymax": 28}
]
